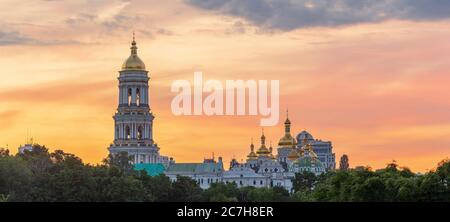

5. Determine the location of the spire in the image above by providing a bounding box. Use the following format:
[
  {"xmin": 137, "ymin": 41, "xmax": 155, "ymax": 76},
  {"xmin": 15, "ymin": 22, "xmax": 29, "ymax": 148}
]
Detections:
[
  {"xmin": 247, "ymin": 138, "xmax": 257, "ymax": 160},
  {"xmin": 261, "ymin": 128, "xmax": 266, "ymax": 146},
  {"xmin": 130, "ymin": 32, "xmax": 137, "ymax": 56},
  {"xmin": 269, "ymin": 141, "xmax": 273, "ymax": 153},
  {"xmin": 250, "ymin": 138, "xmax": 254, "ymax": 151},
  {"xmin": 284, "ymin": 109, "xmax": 291, "ymax": 134},
  {"xmin": 122, "ymin": 32, "xmax": 146, "ymax": 70}
]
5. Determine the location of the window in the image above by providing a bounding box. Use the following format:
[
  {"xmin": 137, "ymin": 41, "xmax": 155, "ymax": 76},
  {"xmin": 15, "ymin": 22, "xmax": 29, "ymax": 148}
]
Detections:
[
  {"xmin": 136, "ymin": 88, "xmax": 140, "ymax": 106},
  {"xmin": 253, "ymin": 180, "xmax": 256, "ymax": 185},
  {"xmin": 127, "ymin": 88, "xmax": 132, "ymax": 106},
  {"xmin": 125, "ymin": 125, "xmax": 131, "ymax": 139},
  {"xmin": 260, "ymin": 180, "xmax": 263, "ymax": 185},
  {"xmin": 137, "ymin": 126, "xmax": 143, "ymax": 140}
]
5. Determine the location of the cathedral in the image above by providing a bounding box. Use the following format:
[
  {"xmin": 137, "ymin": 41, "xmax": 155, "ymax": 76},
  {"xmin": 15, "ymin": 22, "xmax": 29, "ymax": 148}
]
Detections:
[
  {"xmin": 108, "ymin": 35, "xmax": 170, "ymax": 166},
  {"xmin": 108, "ymin": 37, "xmax": 336, "ymax": 191},
  {"xmin": 163, "ymin": 112, "xmax": 336, "ymax": 191}
]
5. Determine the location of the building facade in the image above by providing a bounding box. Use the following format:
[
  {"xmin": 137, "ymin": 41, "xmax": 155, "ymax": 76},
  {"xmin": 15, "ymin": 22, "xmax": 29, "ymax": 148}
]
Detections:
[
  {"xmin": 137, "ymin": 113, "xmax": 334, "ymax": 191},
  {"xmin": 296, "ymin": 131, "xmax": 336, "ymax": 170},
  {"xmin": 108, "ymin": 36, "xmax": 170, "ymax": 165},
  {"xmin": 165, "ymin": 157, "xmax": 224, "ymax": 189}
]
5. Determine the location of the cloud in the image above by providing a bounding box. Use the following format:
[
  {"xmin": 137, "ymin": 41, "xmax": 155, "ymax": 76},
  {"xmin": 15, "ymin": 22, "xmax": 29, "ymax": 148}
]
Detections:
[
  {"xmin": 185, "ymin": 0, "xmax": 450, "ymax": 30},
  {"xmin": 0, "ymin": 30, "xmax": 83, "ymax": 46},
  {"xmin": 0, "ymin": 31, "xmax": 33, "ymax": 45}
]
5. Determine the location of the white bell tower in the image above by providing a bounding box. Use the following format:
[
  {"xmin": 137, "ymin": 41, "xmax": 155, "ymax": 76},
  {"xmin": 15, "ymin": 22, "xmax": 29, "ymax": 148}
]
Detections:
[{"xmin": 108, "ymin": 34, "xmax": 169, "ymax": 165}]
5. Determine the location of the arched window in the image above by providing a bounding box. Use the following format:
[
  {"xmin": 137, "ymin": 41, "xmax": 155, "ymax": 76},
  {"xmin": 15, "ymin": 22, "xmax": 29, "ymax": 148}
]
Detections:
[
  {"xmin": 127, "ymin": 88, "xmax": 132, "ymax": 106},
  {"xmin": 125, "ymin": 125, "xmax": 131, "ymax": 139},
  {"xmin": 137, "ymin": 126, "xmax": 143, "ymax": 140},
  {"xmin": 136, "ymin": 88, "xmax": 140, "ymax": 106}
]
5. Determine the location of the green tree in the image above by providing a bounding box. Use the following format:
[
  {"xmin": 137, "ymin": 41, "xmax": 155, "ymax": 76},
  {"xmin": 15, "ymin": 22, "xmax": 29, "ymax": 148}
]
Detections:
[
  {"xmin": 103, "ymin": 152, "xmax": 134, "ymax": 175},
  {"xmin": 204, "ymin": 182, "xmax": 239, "ymax": 202},
  {"xmin": 169, "ymin": 176, "xmax": 204, "ymax": 202},
  {"xmin": 0, "ymin": 155, "xmax": 32, "ymax": 201},
  {"xmin": 339, "ymin": 154, "xmax": 349, "ymax": 170},
  {"xmin": 292, "ymin": 171, "xmax": 317, "ymax": 192}
]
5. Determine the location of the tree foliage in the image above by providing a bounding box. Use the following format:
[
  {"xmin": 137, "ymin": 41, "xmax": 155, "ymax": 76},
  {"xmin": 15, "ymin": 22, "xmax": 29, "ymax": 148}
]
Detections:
[{"xmin": 0, "ymin": 144, "xmax": 449, "ymax": 202}]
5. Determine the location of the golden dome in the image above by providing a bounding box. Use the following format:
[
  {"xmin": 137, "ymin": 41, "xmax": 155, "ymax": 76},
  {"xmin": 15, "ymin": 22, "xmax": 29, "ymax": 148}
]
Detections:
[
  {"xmin": 256, "ymin": 130, "xmax": 271, "ymax": 157},
  {"xmin": 247, "ymin": 140, "xmax": 258, "ymax": 160},
  {"xmin": 287, "ymin": 149, "xmax": 300, "ymax": 161},
  {"xmin": 269, "ymin": 144, "xmax": 276, "ymax": 160},
  {"xmin": 122, "ymin": 34, "xmax": 146, "ymax": 71},
  {"xmin": 278, "ymin": 111, "xmax": 296, "ymax": 147},
  {"xmin": 304, "ymin": 143, "xmax": 318, "ymax": 159},
  {"xmin": 278, "ymin": 135, "xmax": 296, "ymax": 147},
  {"xmin": 256, "ymin": 143, "xmax": 270, "ymax": 156}
]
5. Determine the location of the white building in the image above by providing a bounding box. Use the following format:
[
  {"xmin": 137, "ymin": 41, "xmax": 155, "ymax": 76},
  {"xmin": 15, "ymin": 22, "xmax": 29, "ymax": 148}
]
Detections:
[
  {"xmin": 108, "ymin": 36, "xmax": 170, "ymax": 166},
  {"xmin": 156, "ymin": 113, "xmax": 329, "ymax": 191},
  {"xmin": 165, "ymin": 157, "xmax": 224, "ymax": 189},
  {"xmin": 18, "ymin": 144, "xmax": 33, "ymax": 154},
  {"xmin": 223, "ymin": 164, "xmax": 270, "ymax": 188}
]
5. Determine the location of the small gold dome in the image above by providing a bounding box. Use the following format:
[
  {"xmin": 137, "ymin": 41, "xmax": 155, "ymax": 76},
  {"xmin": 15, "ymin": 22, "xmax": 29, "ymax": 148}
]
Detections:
[
  {"xmin": 256, "ymin": 130, "xmax": 271, "ymax": 157},
  {"xmin": 122, "ymin": 55, "xmax": 146, "ymax": 71},
  {"xmin": 269, "ymin": 145, "xmax": 276, "ymax": 160},
  {"xmin": 122, "ymin": 35, "xmax": 146, "ymax": 71},
  {"xmin": 278, "ymin": 111, "xmax": 296, "ymax": 147},
  {"xmin": 247, "ymin": 141, "xmax": 258, "ymax": 160},
  {"xmin": 278, "ymin": 135, "xmax": 296, "ymax": 147},
  {"xmin": 256, "ymin": 145, "xmax": 270, "ymax": 156},
  {"xmin": 287, "ymin": 149, "xmax": 300, "ymax": 161}
]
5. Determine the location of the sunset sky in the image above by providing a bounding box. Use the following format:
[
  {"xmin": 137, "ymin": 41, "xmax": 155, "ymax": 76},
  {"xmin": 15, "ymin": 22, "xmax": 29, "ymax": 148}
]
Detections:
[{"xmin": 1, "ymin": 0, "xmax": 450, "ymax": 172}]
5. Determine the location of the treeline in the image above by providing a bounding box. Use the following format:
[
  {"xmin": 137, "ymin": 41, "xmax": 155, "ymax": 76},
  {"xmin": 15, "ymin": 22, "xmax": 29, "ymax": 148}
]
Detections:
[{"xmin": 0, "ymin": 144, "xmax": 449, "ymax": 202}]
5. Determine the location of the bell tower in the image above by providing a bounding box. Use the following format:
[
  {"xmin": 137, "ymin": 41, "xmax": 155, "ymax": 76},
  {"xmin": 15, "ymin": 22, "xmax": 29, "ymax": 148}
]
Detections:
[{"xmin": 108, "ymin": 34, "xmax": 169, "ymax": 165}]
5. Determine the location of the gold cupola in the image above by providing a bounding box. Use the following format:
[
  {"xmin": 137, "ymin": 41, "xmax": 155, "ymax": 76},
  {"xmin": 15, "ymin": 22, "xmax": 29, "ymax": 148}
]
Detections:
[
  {"xmin": 256, "ymin": 129, "xmax": 270, "ymax": 157},
  {"xmin": 304, "ymin": 143, "xmax": 318, "ymax": 159},
  {"xmin": 278, "ymin": 109, "xmax": 297, "ymax": 147},
  {"xmin": 269, "ymin": 141, "xmax": 276, "ymax": 160},
  {"xmin": 247, "ymin": 139, "xmax": 258, "ymax": 160},
  {"xmin": 122, "ymin": 33, "xmax": 146, "ymax": 71},
  {"xmin": 287, "ymin": 149, "xmax": 300, "ymax": 161}
]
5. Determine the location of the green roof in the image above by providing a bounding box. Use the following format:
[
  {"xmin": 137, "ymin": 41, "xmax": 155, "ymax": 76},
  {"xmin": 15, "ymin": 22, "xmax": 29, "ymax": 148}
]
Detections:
[
  {"xmin": 134, "ymin": 163, "xmax": 166, "ymax": 176},
  {"xmin": 292, "ymin": 156, "xmax": 324, "ymax": 168},
  {"xmin": 166, "ymin": 162, "xmax": 223, "ymax": 174}
]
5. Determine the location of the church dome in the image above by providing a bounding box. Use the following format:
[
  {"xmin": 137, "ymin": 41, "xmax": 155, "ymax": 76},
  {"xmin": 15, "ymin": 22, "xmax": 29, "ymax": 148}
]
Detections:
[
  {"xmin": 278, "ymin": 135, "xmax": 296, "ymax": 147},
  {"xmin": 287, "ymin": 149, "xmax": 300, "ymax": 161},
  {"xmin": 122, "ymin": 34, "xmax": 146, "ymax": 71},
  {"xmin": 247, "ymin": 141, "xmax": 258, "ymax": 160},
  {"xmin": 278, "ymin": 111, "xmax": 296, "ymax": 147},
  {"xmin": 122, "ymin": 54, "xmax": 146, "ymax": 70},
  {"xmin": 292, "ymin": 155, "xmax": 324, "ymax": 168},
  {"xmin": 256, "ymin": 131, "xmax": 271, "ymax": 157},
  {"xmin": 296, "ymin": 131, "xmax": 314, "ymax": 144}
]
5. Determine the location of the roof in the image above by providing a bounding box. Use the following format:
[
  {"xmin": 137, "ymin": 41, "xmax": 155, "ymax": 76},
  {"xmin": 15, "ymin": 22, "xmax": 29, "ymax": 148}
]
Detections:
[
  {"xmin": 166, "ymin": 162, "xmax": 224, "ymax": 174},
  {"xmin": 134, "ymin": 163, "xmax": 166, "ymax": 176},
  {"xmin": 292, "ymin": 156, "xmax": 324, "ymax": 168}
]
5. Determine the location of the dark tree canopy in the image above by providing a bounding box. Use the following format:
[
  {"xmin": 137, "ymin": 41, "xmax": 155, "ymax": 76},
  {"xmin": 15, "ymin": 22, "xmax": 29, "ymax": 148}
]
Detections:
[
  {"xmin": 0, "ymin": 144, "xmax": 449, "ymax": 202},
  {"xmin": 339, "ymin": 154, "xmax": 349, "ymax": 170}
]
